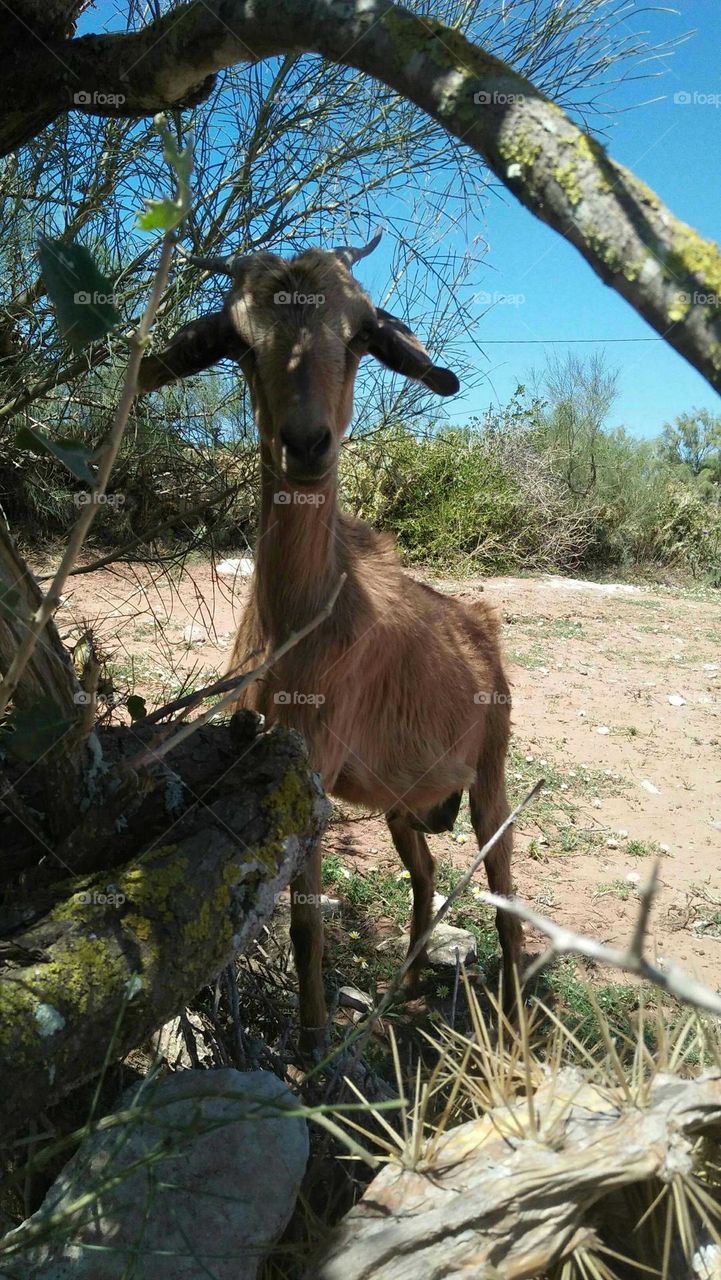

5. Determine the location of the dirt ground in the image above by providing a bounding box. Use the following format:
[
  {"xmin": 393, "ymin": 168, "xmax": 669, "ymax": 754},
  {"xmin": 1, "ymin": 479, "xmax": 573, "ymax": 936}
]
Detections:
[{"xmin": 55, "ymin": 558, "xmax": 721, "ymax": 989}]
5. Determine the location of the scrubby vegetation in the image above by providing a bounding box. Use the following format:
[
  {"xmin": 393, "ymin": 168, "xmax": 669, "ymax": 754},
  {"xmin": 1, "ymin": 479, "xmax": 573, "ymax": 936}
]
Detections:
[
  {"xmin": 341, "ymin": 355, "xmax": 721, "ymax": 584},
  {"xmin": 5, "ymin": 353, "xmax": 719, "ymax": 586}
]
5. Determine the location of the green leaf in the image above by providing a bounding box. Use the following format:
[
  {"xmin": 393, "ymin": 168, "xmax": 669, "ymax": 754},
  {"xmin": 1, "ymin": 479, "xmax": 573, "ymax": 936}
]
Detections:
[
  {"xmin": 136, "ymin": 117, "xmax": 193, "ymax": 233},
  {"xmin": 37, "ymin": 236, "xmax": 121, "ymax": 351},
  {"xmin": 3, "ymin": 697, "xmax": 75, "ymax": 763},
  {"xmin": 136, "ymin": 198, "xmax": 184, "ymax": 233},
  {"xmin": 0, "ymin": 586, "xmax": 30, "ymax": 625},
  {"xmin": 16, "ymin": 425, "xmax": 97, "ymax": 485},
  {"xmin": 126, "ymin": 695, "xmax": 147, "ymax": 722}
]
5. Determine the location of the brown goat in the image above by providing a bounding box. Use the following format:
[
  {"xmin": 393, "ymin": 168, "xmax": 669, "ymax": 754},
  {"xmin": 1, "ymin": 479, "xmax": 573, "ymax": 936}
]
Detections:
[{"xmin": 139, "ymin": 236, "xmax": 522, "ymax": 1046}]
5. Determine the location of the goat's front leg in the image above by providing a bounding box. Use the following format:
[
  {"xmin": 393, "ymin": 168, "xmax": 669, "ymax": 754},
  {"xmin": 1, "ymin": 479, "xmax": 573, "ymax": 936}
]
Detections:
[
  {"xmin": 386, "ymin": 812, "xmax": 435, "ymax": 989},
  {"xmin": 289, "ymin": 840, "xmax": 326, "ymax": 1051}
]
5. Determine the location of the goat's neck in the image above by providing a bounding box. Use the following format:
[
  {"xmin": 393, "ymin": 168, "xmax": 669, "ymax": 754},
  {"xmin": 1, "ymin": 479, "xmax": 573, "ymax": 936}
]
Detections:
[{"xmin": 254, "ymin": 439, "xmax": 341, "ymax": 639}]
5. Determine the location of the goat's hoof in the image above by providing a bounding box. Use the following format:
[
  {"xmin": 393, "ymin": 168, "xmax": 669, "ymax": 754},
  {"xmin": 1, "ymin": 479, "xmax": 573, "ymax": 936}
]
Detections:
[
  {"xmin": 400, "ymin": 956, "xmax": 429, "ymax": 994},
  {"xmin": 299, "ymin": 1023, "xmax": 328, "ymax": 1057}
]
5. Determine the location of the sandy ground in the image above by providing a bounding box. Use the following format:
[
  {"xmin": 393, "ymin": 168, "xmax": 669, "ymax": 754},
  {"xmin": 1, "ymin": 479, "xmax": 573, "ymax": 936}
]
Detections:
[{"xmin": 55, "ymin": 558, "xmax": 721, "ymax": 989}]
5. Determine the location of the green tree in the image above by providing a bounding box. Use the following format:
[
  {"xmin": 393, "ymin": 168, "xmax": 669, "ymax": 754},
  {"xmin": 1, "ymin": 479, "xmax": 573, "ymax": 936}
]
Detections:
[{"xmin": 660, "ymin": 408, "xmax": 721, "ymax": 481}]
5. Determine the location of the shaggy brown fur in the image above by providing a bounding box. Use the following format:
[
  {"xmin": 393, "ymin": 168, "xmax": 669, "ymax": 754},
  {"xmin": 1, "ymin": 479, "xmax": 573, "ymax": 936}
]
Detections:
[{"xmin": 140, "ymin": 244, "xmax": 522, "ymax": 1046}]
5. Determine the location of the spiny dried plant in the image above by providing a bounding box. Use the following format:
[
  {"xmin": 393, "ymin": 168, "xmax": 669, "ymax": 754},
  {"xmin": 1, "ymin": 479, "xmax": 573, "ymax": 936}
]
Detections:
[{"xmin": 319, "ymin": 975, "xmax": 721, "ymax": 1280}]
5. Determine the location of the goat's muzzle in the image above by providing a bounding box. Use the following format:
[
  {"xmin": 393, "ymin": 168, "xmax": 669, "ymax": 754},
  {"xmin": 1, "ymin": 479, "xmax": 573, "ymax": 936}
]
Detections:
[{"xmin": 279, "ymin": 422, "xmax": 333, "ymax": 483}]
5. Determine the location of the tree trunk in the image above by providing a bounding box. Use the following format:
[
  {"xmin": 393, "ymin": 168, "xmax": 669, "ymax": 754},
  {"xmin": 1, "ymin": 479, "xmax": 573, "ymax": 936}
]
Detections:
[{"xmin": 0, "ymin": 517, "xmax": 90, "ymax": 833}]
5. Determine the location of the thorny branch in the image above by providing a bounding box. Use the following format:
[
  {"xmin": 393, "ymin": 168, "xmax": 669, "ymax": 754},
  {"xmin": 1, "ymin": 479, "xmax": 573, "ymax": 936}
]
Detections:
[{"xmin": 485, "ymin": 860, "xmax": 721, "ymax": 1017}]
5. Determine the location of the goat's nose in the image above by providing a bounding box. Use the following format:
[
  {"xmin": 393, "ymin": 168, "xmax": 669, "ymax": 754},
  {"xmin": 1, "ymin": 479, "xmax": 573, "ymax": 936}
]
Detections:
[{"xmin": 279, "ymin": 423, "xmax": 332, "ymax": 472}]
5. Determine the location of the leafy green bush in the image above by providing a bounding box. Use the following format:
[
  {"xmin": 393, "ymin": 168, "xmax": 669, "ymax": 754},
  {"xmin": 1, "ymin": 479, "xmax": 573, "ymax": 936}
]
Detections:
[{"xmin": 340, "ymin": 420, "xmax": 595, "ymax": 572}]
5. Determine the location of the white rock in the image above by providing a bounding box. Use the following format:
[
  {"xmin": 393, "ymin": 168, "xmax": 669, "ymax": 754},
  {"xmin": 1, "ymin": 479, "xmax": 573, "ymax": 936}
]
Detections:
[
  {"xmin": 596, "ymin": 725, "xmax": 610, "ymax": 735},
  {"xmin": 183, "ymin": 621, "xmax": 207, "ymax": 646},
  {"xmin": 667, "ymin": 693, "xmax": 686, "ymax": 706},
  {"xmin": 395, "ymin": 922, "xmax": 477, "ymax": 968},
  {"xmin": 217, "ymin": 557, "xmax": 254, "ymax": 578},
  {"xmin": 606, "ymin": 838, "xmax": 619, "ymax": 849},
  {"xmin": 693, "ymin": 1241, "xmax": 721, "ymax": 1278},
  {"xmin": 546, "ymin": 577, "xmax": 641, "ymax": 594},
  {"xmin": 640, "ymin": 779, "xmax": 660, "ymax": 795},
  {"xmin": 427, "ymin": 923, "xmax": 477, "ymax": 968}
]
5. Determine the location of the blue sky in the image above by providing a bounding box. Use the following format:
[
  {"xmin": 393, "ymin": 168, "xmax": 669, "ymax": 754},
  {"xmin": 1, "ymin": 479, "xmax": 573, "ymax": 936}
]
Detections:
[
  {"xmin": 447, "ymin": 2, "xmax": 721, "ymax": 437},
  {"xmin": 76, "ymin": 1, "xmax": 719, "ymax": 439}
]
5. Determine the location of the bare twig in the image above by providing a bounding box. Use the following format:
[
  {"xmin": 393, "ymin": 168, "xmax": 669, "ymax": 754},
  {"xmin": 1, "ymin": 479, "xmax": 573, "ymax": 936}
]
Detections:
[
  {"xmin": 128, "ymin": 572, "xmax": 347, "ymax": 769},
  {"xmin": 36, "ymin": 481, "xmax": 245, "ymax": 581},
  {"xmin": 317, "ymin": 779, "xmax": 545, "ymax": 1091},
  {"xmin": 136, "ymin": 659, "xmax": 263, "ymax": 728},
  {"xmin": 485, "ymin": 870, "xmax": 721, "ymax": 1018},
  {"xmin": 0, "ymin": 234, "xmax": 178, "ymax": 720}
]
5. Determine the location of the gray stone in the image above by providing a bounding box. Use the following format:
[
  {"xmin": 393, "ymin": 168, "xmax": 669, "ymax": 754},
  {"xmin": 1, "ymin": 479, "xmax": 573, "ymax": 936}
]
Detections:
[
  {"xmin": 427, "ymin": 922, "xmax": 477, "ymax": 967},
  {"xmin": 6, "ymin": 1068, "xmax": 308, "ymax": 1279},
  {"xmin": 182, "ymin": 621, "xmax": 207, "ymax": 646},
  {"xmin": 392, "ymin": 922, "xmax": 477, "ymax": 969}
]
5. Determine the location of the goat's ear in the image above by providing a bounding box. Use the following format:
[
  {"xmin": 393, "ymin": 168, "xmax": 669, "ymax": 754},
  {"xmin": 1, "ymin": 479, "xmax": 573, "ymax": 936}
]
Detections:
[
  {"xmin": 366, "ymin": 309, "xmax": 459, "ymax": 397},
  {"xmin": 137, "ymin": 309, "xmax": 249, "ymax": 395}
]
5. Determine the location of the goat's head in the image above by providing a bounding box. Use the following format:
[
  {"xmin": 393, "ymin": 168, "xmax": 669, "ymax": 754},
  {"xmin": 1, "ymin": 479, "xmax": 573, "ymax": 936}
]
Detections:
[{"xmin": 139, "ymin": 233, "xmax": 459, "ymax": 485}]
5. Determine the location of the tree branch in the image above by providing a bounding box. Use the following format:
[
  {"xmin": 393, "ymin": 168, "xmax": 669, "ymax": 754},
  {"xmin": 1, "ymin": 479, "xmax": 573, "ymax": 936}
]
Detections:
[
  {"xmin": 0, "ymin": 718, "xmax": 330, "ymax": 1137},
  {"xmin": 485, "ymin": 863, "xmax": 721, "ymax": 1017},
  {"xmin": 1, "ymin": 2, "xmax": 720, "ymax": 388}
]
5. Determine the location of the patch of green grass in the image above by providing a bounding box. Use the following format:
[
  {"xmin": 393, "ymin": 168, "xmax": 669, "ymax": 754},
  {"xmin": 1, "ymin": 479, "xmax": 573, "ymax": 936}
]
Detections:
[
  {"xmin": 593, "ymin": 879, "xmax": 636, "ymax": 901},
  {"xmin": 321, "ymin": 853, "xmax": 346, "ymax": 887},
  {"xmin": 506, "ymin": 744, "xmax": 627, "ymax": 857},
  {"xmin": 626, "ymin": 837, "xmax": 668, "ymax": 858},
  {"xmin": 506, "ymin": 614, "xmax": 586, "ymax": 640},
  {"xmin": 507, "ymin": 645, "xmax": 550, "ymax": 670},
  {"xmin": 536, "ymin": 957, "xmax": 646, "ymax": 1045}
]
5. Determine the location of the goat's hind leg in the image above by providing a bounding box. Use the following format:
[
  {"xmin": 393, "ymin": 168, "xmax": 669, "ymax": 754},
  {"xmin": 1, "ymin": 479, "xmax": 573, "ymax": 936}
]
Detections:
[
  {"xmin": 386, "ymin": 812, "xmax": 435, "ymax": 989},
  {"xmin": 469, "ymin": 758, "xmax": 523, "ymax": 1012}
]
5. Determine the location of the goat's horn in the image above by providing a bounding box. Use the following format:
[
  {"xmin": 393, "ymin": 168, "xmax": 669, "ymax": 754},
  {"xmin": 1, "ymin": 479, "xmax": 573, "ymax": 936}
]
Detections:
[
  {"xmin": 332, "ymin": 227, "xmax": 383, "ymax": 269},
  {"xmin": 182, "ymin": 251, "xmax": 247, "ymax": 278}
]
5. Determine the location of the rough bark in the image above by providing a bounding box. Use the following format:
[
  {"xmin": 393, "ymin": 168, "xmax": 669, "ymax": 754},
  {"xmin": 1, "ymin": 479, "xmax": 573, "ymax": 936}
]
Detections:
[
  {"xmin": 0, "ymin": 518, "xmax": 89, "ymax": 833},
  {"xmin": 316, "ymin": 1067, "xmax": 721, "ymax": 1279},
  {"xmin": 1, "ymin": 2, "xmax": 720, "ymax": 390},
  {"xmin": 0, "ymin": 716, "xmax": 330, "ymax": 1138}
]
